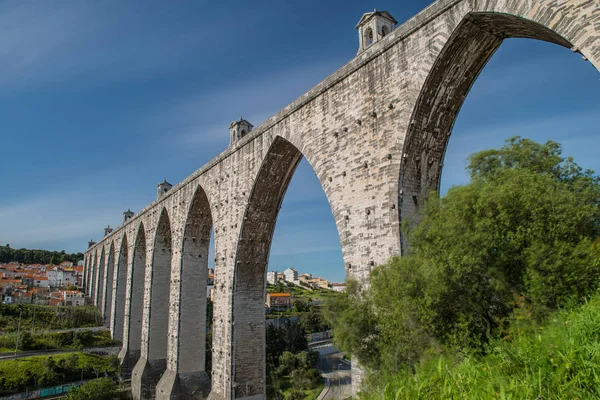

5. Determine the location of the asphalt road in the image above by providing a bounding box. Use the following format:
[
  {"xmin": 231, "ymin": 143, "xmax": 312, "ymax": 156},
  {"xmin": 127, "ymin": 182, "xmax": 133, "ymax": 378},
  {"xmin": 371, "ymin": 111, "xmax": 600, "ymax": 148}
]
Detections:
[{"xmin": 317, "ymin": 346, "xmax": 352, "ymax": 400}]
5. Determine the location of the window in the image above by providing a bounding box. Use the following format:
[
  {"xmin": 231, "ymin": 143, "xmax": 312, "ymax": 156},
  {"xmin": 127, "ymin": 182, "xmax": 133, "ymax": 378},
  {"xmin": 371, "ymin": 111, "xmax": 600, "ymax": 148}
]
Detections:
[
  {"xmin": 382, "ymin": 26, "xmax": 389, "ymax": 37},
  {"xmin": 365, "ymin": 27, "xmax": 374, "ymax": 45}
]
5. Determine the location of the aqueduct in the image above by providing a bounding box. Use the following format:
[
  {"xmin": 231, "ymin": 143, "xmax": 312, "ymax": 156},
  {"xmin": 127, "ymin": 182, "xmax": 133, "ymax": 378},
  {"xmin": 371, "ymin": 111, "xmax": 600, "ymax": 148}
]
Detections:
[{"xmin": 83, "ymin": 0, "xmax": 599, "ymax": 398}]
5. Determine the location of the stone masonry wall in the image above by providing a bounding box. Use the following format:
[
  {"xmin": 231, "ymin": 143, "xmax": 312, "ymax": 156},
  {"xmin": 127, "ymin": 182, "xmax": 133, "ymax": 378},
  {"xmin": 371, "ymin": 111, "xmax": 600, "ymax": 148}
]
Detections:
[{"xmin": 84, "ymin": 0, "xmax": 598, "ymax": 398}]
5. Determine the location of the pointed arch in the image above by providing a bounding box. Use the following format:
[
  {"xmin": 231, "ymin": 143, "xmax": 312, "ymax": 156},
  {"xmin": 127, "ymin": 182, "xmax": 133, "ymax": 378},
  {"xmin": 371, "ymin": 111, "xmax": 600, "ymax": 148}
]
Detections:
[
  {"xmin": 102, "ymin": 242, "xmax": 116, "ymax": 327},
  {"xmin": 180, "ymin": 186, "xmax": 212, "ymax": 370},
  {"xmin": 122, "ymin": 222, "xmax": 147, "ymax": 372},
  {"xmin": 112, "ymin": 233, "xmax": 128, "ymax": 341},
  {"xmin": 148, "ymin": 208, "xmax": 172, "ymax": 362},
  {"xmin": 230, "ymin": 136, "xmax": 314, "ymax": 398},
  {"xmin": 90, "ymin": 250, "xmax": 98, "ymax": 302},
  {"xmin": 399, "ymin": 12, "xmax": 590, "ymax": 237},
  {"xmin": 134, "ymin": 208, "xmax": 173, "ymax": 399},
  {"xmin": 94, "ymin": 248, "xmax": 105, "ymax": 306}
]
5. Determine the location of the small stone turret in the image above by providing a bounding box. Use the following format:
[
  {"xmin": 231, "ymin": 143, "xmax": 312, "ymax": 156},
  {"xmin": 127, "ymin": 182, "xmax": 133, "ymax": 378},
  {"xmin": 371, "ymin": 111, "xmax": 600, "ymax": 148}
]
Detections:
[
  {"xmin": 356, "ymin": 9, "xmax": 397, "ymax": 54},
  {"xmin": 229, "ymin": 117, "xmax": 253, "ymax": 145},
  {"xmin": 104, "ymin": 226, "xmax": 113, "ymax": 237},
  {"xmin": 123, "ymin": 209, "xmax": 134, "ymax": 223},
  {"xmin": 157, "ymin": 179, "xmax": 173, "ymax": 199},
  {"xmin": 88, "ymin": 240, "xmax": 96, "ymax": 249}
]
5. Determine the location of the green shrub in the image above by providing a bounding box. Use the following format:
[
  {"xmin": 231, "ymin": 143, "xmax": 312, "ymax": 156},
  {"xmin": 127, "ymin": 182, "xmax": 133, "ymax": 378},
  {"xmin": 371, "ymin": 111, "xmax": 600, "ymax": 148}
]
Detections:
[
  {"xmin": 66, "ymin": 378, "xmax": 119, "ymax": 400},
  {"xmin": 0, "ymin": 352, "xmax": 119, "ymax": 395},
  {"xmin": 360, "ymin": 291, "xmax": 600, "ymax": 399}
]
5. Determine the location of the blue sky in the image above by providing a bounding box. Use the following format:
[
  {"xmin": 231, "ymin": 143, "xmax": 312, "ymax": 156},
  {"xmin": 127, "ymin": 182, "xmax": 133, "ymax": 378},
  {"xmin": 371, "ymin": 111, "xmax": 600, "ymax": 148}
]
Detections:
[{"xmin": 0, "ymin": 1, "xmax": 598, "ymax": 282}]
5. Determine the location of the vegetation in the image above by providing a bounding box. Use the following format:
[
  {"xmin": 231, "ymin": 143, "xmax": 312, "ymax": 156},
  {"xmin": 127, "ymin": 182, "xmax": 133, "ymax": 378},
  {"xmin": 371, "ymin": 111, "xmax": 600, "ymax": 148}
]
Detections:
[
  {"xmin": 326, "ymin": 137, "xmax": 600, "ymax": 397},
  {"xmin": 0, "ymin": 352, "xmax": 120, "ymax": 395},
  {"xmin": 0, "ymin": 303, "xmax": 102, "ymax": 333},
  {"xmin": 0, "ymin": 245, "xmax": 83, "ymax": 265},
  {"xmin": 0, "ymin": 329, "xmax": 119, "ymax": 353},
  {"xmin": 266, "ymin": 320, "xmax": 323, "ymax": 399},
  {"xmin": 266, "ymin": 282, "xmax": 339, "ymax": 336},
  {"xmin": 267, "ymin": 281, "xmax": 341, "ymax": 303},
  {"xmin": 359, "ymin": 291, "xmax": 600, "ymax": 399},
  {"xmin": 66, "ymin": 377, "xmax": 121, "ymax": 400}
]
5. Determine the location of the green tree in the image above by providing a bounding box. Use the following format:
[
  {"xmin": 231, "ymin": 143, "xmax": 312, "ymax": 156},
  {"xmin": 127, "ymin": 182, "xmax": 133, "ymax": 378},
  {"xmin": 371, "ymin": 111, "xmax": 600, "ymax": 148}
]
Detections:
[
  {"xmin": 66, "ymin": 378, "xmax": 118, "ymax": 400},
  {"xmin": 328, "ymin": 137, "xmax": 600, "ymax": 375}
]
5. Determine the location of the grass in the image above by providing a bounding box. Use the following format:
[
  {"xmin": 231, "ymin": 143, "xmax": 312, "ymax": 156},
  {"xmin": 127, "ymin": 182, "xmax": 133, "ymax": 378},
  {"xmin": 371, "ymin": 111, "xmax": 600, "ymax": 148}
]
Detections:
[
  {"xmin": 0, "ymin": 303, "xmax": 102, "ymax": 333},
  {"xmin": 304, "ymin": 380, "xmax": 325, "ymax": 399},
  {"xmin": 0, "ymin": 329, "xmax": 120, "ymax": 353},
  {"xmin": 278, "ymin": 374, "xmax": 324, "ymax": 399},
  {"xmin": 360, "ymin": 291, "xmax": 600, "ymax": 399},
  {"xmin": 0, "ymin": 352, "xmax": 120, "ymax": 395}
]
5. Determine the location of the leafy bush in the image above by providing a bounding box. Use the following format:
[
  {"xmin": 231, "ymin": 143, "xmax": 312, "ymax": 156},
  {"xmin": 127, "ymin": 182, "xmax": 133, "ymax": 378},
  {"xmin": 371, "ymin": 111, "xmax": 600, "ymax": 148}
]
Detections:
[
  {"xmin": 328, "ymin": 138, "xmax": 600, "ymax": 380},
  {"xmin": 359, "ymin": 291, "xmax": 600, "ymax": 399},
  {"xmin": 0, "ymin": 304, "xmax": 102, "ymax": 333},
  {"xmin": 0, "ymin": 352, "xmax": 120, "ymax": 395},
  {"xmin": 66, "ymin": 378, "xmax": 119, "ymax": 400}
]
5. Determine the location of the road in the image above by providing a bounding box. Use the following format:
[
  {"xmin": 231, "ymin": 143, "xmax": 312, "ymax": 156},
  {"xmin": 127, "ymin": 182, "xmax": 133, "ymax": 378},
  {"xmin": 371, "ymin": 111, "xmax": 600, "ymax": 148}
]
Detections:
[{"xmin": 317, "ymin": 346, "xmax": 352, "ymax": 400}]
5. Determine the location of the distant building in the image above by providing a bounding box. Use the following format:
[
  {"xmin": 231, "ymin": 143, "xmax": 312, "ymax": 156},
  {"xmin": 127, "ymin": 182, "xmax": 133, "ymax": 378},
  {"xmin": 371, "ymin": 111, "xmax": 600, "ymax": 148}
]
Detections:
[
  {"xmin": 267, "ymin": 271, "xmax": 278, "ymax": 285},
  {"xmin": 331, "ymin": 283, "xmax": 347, "ymax": 292},
  {"xmin": 266, "ymin": 293, "xmax": 292, "ymax": 311},
  {"xmin": 283, "ymin": 268, "xmax": 298, "ymax": 284},
  {"xmin": 34, "ymin": 276, "xmax": 50, "ymax": 288},
  {"xmin": 62, "ymin": 290, "xmax": 85, "ymax": 306}
]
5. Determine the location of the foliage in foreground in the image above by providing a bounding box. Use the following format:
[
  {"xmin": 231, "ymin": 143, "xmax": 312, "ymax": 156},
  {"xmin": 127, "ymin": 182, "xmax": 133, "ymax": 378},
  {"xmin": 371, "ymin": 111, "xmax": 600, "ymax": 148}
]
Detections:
[
  {"xmin": 0, "ymin": 352, "xmax": 120, "ymax": 395},
  {"xmin": 325, "ymin": 137, "xmax": 600, "ymax": 388},
  {"xmin": 359, "ymin": 291, "xmax": 600, "ymax": 399},
  {"xmin": 66, "ymin": 377, "xmax": 120, "ymax": 400},
  {"xmin": 0, "ymin": 304, "xmax": 102, "ymax": 333}
]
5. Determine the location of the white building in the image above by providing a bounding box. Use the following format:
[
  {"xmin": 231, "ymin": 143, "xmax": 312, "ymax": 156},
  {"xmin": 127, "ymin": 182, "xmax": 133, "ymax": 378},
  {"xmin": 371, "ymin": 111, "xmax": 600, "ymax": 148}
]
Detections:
[
  {"xmin": 267, "ymin": 271, "xmax": 278, "ymax": 285},
  {"xmin": 47, "ymin": 269, "xmax": 77, "ymax": 288},
  {"xmin": 62, "ymin": 291, "xmax": 85, "ymax": 306},
  {"xmin": 283, "ymin": 268, "xmax": 298, "ymax": 284},
  {"xmin": 34, "ymin": 277, "xmax": 50, "ymax": 288},
  {"xmin": 331, "ymin": 283, "xmax": 347, "ymax": 292}
]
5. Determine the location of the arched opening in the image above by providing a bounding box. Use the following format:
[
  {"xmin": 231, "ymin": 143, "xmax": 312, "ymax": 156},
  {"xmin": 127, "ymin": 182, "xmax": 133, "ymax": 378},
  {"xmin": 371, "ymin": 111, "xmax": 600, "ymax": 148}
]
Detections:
[
  {"xmin": 102, "ymin": 242, "xmax": 115, "ymax": 328},
  {"xmin": 231, "ymin": 136, "xmax": 343, "ymax": 398},
  {"xmin": 86, "ymin": 256, "xmax": 92, "ymax": 294},
  {"xmin": 365, "ymin": 27, "xmax": 374, "ymax": 45},
  {"xmin": 95, "ymin": 248, "xmax": 105, "ymax": 307},
  {"xmin": 381, "ymin": 25, "xmax": 388, "ymax": 37},
  {"xmin": 121, "ymin": 223, "xmax": 146, "ymax": 374},
  {"xmin": 84, "ymin": 256, "xmax": 90, "ymax": 294},
  {"xmin": 399, "ymin": 12, "xmax": 590, "ymax": 241},
  {"xmin": 90, "ymin": 250, "xmax": 97, "ymax": 302},
  {"xmin": 158, "ymin": 185, "xmax": 213, "ymax": 398},
  {"xmin": 134, "ymin": 209, "xmax": 172, "ymax": 399},
  {"xmin": 112, "ymin": 235, "xmax": 128, "ymax": 341}
]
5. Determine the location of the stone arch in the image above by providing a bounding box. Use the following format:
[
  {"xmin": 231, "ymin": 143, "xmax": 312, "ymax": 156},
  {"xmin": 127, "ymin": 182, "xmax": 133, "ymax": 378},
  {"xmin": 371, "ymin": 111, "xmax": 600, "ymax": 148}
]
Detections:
[
  {"xmin": 133, "ymin": 208, "xmax": 172, "ymax": 399},
  {"xmin": 83, "ymin": 255, "xmax": 90, "ymax": 294},
  {"xmin": 102, "ymin": 242, "xmax": 116, "ymax": 327},
  {"xmin": 120, "ymin": 222, "xmax": 147, "ymax": 374},
  {"xmin": 230, "ymin": 135, "xmax": 340, "ymax": 398},
  {"xmin": 90, "ymin": 250, "xmax": 97, "ymax": 301},
  {"xmin": 95, "ymin": 247, "xmax": 105, "ymax": 306},
  {"xmin": 399, "ymin": 11, "xmax": 599, "ymax": 241},
  {"xmin": 112, "ymin": 233, "xmax": 128, "ymax": 341},
  {"xmin": 157, "ymin": 185, "xmax": 213, "ymax": 399},
  {"xmin": 86, "ymin": 255, "xmax": 92, "ymax": 294}
]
